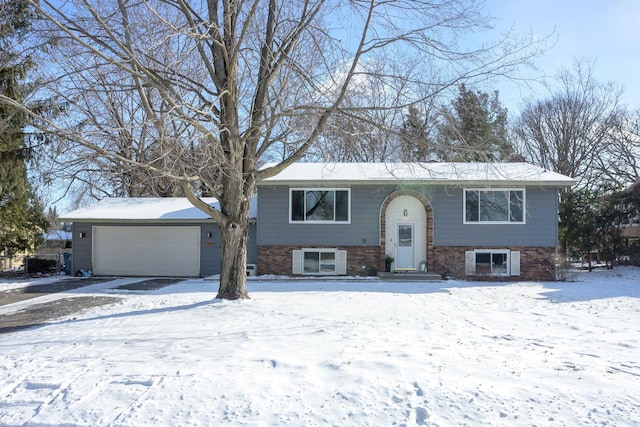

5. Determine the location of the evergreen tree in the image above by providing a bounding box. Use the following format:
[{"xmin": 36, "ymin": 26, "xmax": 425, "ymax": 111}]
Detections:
[
  {"xmin": 438, "ymin": 84, "xmax": 512, "ymax": 162},
  {"xmin": 0, "ymin": 0, "xmax": 48, "ymax": 262},
  {"xmin": 560, "ymin": 186, "xmax": 627, "ymax": 271},
  {"xmin": 559, "ymin": 188, "xmax": 598, "ymax": 271},
  {"xmin": 399, "ymin": 105, "xmax": 439, "ymax": 161}
]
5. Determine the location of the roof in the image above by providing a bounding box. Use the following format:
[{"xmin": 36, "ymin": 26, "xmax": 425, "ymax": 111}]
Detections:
[
  {"xmin": 60, "ymin": 197, "xmax": 257, "ymax": 222},
  {"xmin": 622, "ymin": 226, "xmax": 640, "ymax": 239},
  {"xmin": 627, "ymin": 179, "xmax": 640, "ymax": 194},
  {"xmin": 44, "ymin": 230, "xmax": 72, "ymax": 241},
  {"xmin": 260, "ymin": 162, "xmax": 575, "ymax": 186}
]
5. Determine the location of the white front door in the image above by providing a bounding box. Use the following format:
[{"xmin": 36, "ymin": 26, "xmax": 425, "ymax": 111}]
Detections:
[{"xmin": 395, "ymin": 222, "xmax": 415, "ymax": 270}]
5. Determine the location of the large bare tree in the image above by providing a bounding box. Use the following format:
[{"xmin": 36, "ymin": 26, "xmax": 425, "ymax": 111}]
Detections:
[
  {"xmin": 514, "ymin": 60, "xmax": 623, "ymax": 187},
  {"xmin": 594, "ymin": 108, "xmax": 640, "ymax": 186},
  {"xmin": 6, "ymin": 0, "xmax": 547, "ymax": 299}
]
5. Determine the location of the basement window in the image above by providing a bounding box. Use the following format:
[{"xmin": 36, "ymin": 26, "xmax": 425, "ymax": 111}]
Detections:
[
  {"xmin": 292, "ymin": 249, "xmax": 347, "ymax": 275},
  {"xmin": 465, "ymin": 249, "xmax": 520, "ymax": 276}
]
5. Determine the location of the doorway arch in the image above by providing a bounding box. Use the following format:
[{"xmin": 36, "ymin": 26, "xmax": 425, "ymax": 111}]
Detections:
[{"xmin": 380, "ymin": 190, "xmax": 434, "ymax": 272}]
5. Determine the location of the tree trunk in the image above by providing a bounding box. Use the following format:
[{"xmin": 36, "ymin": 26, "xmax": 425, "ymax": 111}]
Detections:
[{"xmin": 217, "ymin": 220, "xmax": 249, "ymax": 299}]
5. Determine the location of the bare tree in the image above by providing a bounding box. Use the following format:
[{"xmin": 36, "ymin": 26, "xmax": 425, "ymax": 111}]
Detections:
[
  {"xmin": 302, "ymin": 67, "xmax": 410, "ymax": 162},
  {"xmin": 594, "ymin": 108, "xmax": 640, "ymax": 186},
  {"xmin": 42, "ymin": 64, "xmax": 191, "ymax": 199},
  {"xmin": 6, "ymin": 0, "xmax": 548, "ymax": 299},
  {"xmin": 514, "ymin": 60, "xmax": 623, "ymax": 187}
]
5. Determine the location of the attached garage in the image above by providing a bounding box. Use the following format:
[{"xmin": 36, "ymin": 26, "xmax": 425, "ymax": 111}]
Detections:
[
  {"xmin": 92, "ymin": 226, "xmax": 201, "ymax": 276},
  {"xmin": 60, "ymin": 197, "xmax": 258, "ymax": 277}
]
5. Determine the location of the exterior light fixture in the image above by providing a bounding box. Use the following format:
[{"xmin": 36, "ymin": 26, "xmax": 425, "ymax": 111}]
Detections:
[{"xmin": 403, "ymin": 209, "xmax": 408, "ymax": 218}]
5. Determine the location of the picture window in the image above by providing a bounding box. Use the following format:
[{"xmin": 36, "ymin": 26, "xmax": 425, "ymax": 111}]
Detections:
[
  {"xmin": 290, "ymin": 189, "xmax": 350, "ymax": 223},
  {"xmin": 464, "ymin": 189, "xmax": 525, "ymax": 223}
]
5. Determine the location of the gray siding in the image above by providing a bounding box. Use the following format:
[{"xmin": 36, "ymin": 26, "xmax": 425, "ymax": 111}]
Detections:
[
  {"xmin": 200, "ymin": 224, "xmax": 220, "ymax": 276},
  {"xmin": 70, "ymin": 222, "xmax": 258, "ymax": 277},
  {"xmin": 431, "ymin": 187, "xmax": 559, "ymax": 247},
  {"xmin": 257, "ymin": 186, "xmax": 390, "ymax": 246},
  {"xmin": 257, "ymin": 184, "xmax": 560, "ymax": 248},
  {"xmin": 71, "ymin": 223, "xmax": 93, "ymax": 274},
  {"xmin": 200, "ymin": 223, "xmax": 258, "ymax": 276},
  {"xmin": 247, "ymin": 224, "xmax": 258, "ymax": 265}
]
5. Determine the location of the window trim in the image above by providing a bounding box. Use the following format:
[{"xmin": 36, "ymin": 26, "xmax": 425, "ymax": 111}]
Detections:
[
  {"xmin": 472, "ymin": 249, "xmax": 511, "ymax": 276},
  {"xmin": 463, "ymin": 188, "xmax": 526, "ymax": 224},
  {"xmin": 301, "ymin": 248, "xmax": 339, "ymax": 275},
  {"xmin": 293, "ymin": 248, "xmax": 347, "ymax": 275},
  {"xmin": 289, "ymin": 188, "xmax": 351, "ymax": 224}
]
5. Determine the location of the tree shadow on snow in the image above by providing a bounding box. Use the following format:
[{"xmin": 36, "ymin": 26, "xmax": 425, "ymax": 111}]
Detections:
[
  {"xmin": 245, "ymin": 277, "xmax": 511, "ymax": 295},
  {"xmin": 43, "ymin": 279, "xmax": 513, "ymax": 330},
  {"xmin": 44, "ymin": 298, "xmax": 224, "ymax": 328}
]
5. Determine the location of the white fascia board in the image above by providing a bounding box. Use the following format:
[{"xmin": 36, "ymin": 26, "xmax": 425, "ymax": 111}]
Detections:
[{"xmin": 258, "ymin": 178, "xmax": 575, "ymax": 188}]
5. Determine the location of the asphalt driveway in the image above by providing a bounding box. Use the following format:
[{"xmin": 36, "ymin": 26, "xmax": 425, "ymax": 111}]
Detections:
[{"xmin": 0, "ymin": 277, "xmax": 185, "ymax": 334}]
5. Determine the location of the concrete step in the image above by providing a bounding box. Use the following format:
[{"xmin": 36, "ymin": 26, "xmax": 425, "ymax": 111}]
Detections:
[{"xmin": 377, "ymin": 271, "xmax": 442, "ymax": 281}]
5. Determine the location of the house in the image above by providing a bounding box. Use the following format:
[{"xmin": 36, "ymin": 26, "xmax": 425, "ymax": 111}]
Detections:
[
  {"xmin": 621, "ymin": 179, "xmax": 640, "ymax": 261},
  {"xmin": 256, "ymin": 162, "xmax": 574, "ymax": 280},
  {"xmin": 61, "ymin": 162, "xmax": 574, "ymax": 280},
  {"xmin": 40, "ymin": 228, "xmax": 73, "ymax": 254},
  {"xmin": 60, "ymin": 198, "xmax": 257, "ymax": 277}
]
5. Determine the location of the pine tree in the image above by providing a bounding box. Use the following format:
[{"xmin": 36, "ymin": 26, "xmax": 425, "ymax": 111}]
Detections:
[
  {"xmin": 438, "ymin": 84, "xmax": 512, "ymax": 162},
  {"xmin": 398, "ymin": 105, "xmax": 442, "ymax": 161},
  {"xmin": 0, "ymin": 0, "xmax": 48, "ymax": 262}
]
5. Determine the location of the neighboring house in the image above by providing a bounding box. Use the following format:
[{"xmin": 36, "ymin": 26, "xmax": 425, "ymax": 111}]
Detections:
[
  {"xmin": 61, "ymin": 162, "xmax": 574, "ymax": 280},
  {"xmin": 40, "ymin": 229, "xmax": 73, "ymax": 254},
  {"xmin": 622, "ymin": 179, "xmax": 640, "ymax": 256},
  {"xmin": 60, "ymin": 198, "xmax": 257, "ymax": 277},
  {"xmin": 256, "ymin": 162, "xmax": 574, "ymax": 281},
  {"xmin": 622, "ymin": 226, "xmax": 640, "ymax": 242}
]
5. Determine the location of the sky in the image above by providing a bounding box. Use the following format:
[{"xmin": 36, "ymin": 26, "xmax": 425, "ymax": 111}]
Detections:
[
  {"xmin": 44, "ymin": 0, "xmax": 640, "ymax": 214},
  {"xmin": 482, "ymin": 0, "xmax": 640, "ymax": 112},
  {"xmin": 1, "ymin": 268, "xmax": 639, "ymax": 425}
]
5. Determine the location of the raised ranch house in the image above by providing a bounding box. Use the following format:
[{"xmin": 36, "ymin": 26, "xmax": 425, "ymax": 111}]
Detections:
[{"xmin": 61, "ymin": 162, "xmax": 574, "ymax": 280}]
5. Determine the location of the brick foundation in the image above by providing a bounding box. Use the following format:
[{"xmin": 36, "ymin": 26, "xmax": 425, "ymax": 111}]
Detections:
[
  {"xmin": 259, "ymin": 245, "xmax": 557, "ymax": 281},
  {"xmin": 258, "ymin": 245, "xmax": 381, "ymax": 276},
  {"xmin": 432, "ymin": 246, "xmax": 557, "ymax": 281}
]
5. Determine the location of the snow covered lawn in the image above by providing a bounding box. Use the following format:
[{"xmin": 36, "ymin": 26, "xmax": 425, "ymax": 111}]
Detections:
[{"xmin": 1, "ymin": 268, "xmax": 639, "ymax": 426}]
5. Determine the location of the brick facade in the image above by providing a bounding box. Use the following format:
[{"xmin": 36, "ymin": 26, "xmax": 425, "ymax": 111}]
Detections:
[
  {"xmin": 259, "ymin": 244, "xmax": 557, "ymax": 280},
  {"xmin": 258, "ymin": 245, "xmax": 381, "ymax": 276},
  {"xmin": 432, "ymin": 246, "xmax": 557, "ymax": 281}
]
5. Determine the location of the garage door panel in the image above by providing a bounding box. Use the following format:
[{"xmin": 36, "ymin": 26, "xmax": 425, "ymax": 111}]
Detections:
[{"xmin": 93, "ymin": 226, "xmax": 200, "ymax": 276}]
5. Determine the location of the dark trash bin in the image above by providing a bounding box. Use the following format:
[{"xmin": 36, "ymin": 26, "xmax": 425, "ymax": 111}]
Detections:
[{"xmin": 63, "ymin": 253, "xmax": 72, "ymax": 275}]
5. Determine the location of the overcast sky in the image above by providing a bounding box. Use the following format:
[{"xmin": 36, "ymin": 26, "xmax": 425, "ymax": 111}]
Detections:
[{"xmin": 482, "ymin": 0, "xmax": 640, "ymax": 112}]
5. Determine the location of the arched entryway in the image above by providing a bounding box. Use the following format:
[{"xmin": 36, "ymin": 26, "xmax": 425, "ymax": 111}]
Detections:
[{"xmin": 380, "ymin": 190, "xmax": 434, "ymax": 272}]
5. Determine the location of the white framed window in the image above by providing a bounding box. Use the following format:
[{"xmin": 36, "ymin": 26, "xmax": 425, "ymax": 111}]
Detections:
[
  {"xmin": 465, "ymin": 249, "xmax": 520, "ymax": 276},
  {"xmin": 464, "ymin": 189, "xmax": 525, "ymax": 224},
  {"xmin": 292, "ymin": 249, "xmax": 347, "ymax": 275},
  {"xmin": 290, "ymin": 189, "xmax": 350, "ymax": 223}
]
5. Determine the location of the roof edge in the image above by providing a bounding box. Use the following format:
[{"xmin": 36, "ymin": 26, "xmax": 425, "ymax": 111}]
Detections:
[{"xmin": 257, "ymin": 179, "xmax": 575, "ymax": 187}]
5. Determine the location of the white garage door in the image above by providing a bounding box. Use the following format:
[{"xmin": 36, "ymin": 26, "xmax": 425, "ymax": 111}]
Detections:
[{"xmin": 92, "ymin": 226, "xmax": 201, "ymax": 276}]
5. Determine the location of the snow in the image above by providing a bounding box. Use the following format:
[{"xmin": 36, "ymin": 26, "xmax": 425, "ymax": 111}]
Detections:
[
  {"xmin": 1, "ymin": 268, "xmax": 639, "ymax": 426},
  {"xmin": 60, "ymin": 197, "xmax": 258, "ymax": 221},
  {"xmin": 260, "ymin": 162, "xmax": 575, "ymax": 186}
]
